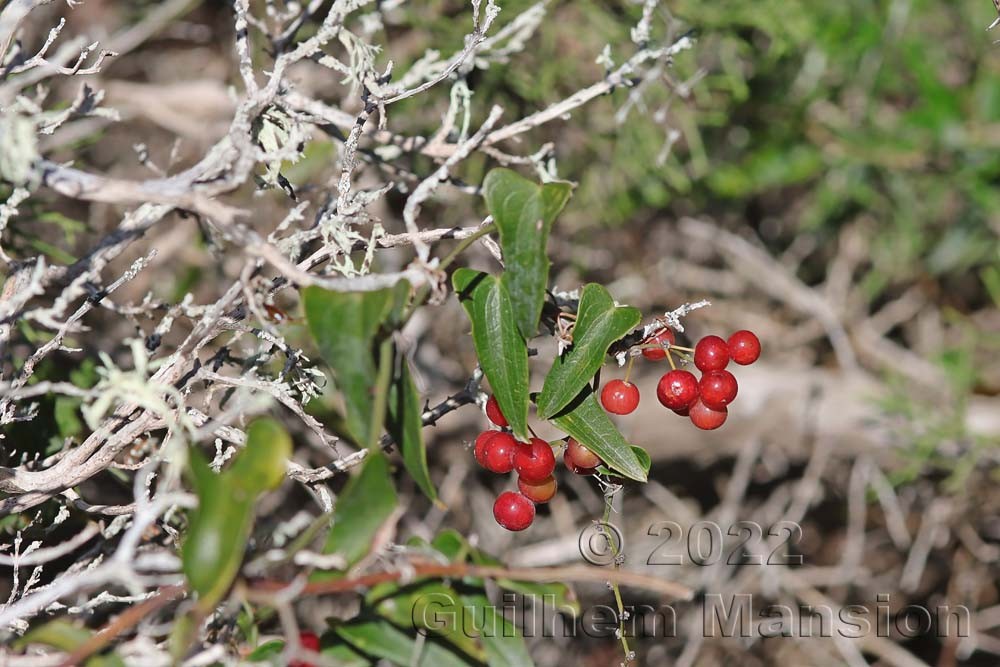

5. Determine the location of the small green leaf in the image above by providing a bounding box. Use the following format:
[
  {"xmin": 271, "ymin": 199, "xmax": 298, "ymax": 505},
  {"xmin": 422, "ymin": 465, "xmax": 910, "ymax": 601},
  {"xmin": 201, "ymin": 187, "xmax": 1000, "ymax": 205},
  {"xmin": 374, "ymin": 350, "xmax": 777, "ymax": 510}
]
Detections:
[
  {"xmin": 483, "ymin": 168, "xmax": 572, "ymax": 339},
  {"xmin": 229, "ymin": 418, "xmax": 292, "ymax": 494},
  {"xmin": 182, "ymin": 451, "xmax": 255, "ymax": 605},
  {"xmin": 372, "ymin": 582, "xmax": 486, "ymax": 661},
  {"xmin": 17, "ymin": 619, "xmax": 91, "ymax": 651},
  {"xmin": 461, "ymin": 593, "xmax": 534, "ymax": 667},
  {"xmin": 16, "ymin": 621, "xmax": 126, "ymax": 666},
  {"xmin": 54, "ymin": 396, "xmax": 83, "ymax": 438},
  {"xmin": 452, "ymin": 269, "xmax": 530, "ymax": 441},
  {"xmin": 321, "ymin": 451, "xmax": 398, "ymax": 570},
  {"xmin": 247, "ymin": 639, "xmax": 285, "ymax": 661},
  {"xmin": 536, "ymin": 283, "xmax": 641, "ymax": 419},
  {"xmin": 334, "ymin": 619, "xmax": 474, "ymax": 667},
  {"xmin": 429, "ymin": 529, "xmax": 470, "ymax": 562},
  {"xmin": 550, "ymin": 389, "xmax": 647, "ymax": 482},
  {"xmin": 303, "ymin": 286, "xmax": 397, "ymax": 445},
  {"xmin": 388, "ymin": 358, "xmax": 437, "ymax": 502},
  {"xmin": 320, "ymin": 638, "xmax": 372, "ymax": 667}
]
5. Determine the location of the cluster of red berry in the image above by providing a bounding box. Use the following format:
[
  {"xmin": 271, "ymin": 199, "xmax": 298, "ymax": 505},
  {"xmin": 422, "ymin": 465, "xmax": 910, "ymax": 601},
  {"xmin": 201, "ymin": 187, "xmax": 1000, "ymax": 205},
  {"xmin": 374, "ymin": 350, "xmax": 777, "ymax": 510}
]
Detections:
[
  {"xmin": 475, "ymin": 396, "xmax": 605, "ymax": 531},
  {"xmin": 600, "ymin": 329, "xmax": 761, "ymax": 430}
]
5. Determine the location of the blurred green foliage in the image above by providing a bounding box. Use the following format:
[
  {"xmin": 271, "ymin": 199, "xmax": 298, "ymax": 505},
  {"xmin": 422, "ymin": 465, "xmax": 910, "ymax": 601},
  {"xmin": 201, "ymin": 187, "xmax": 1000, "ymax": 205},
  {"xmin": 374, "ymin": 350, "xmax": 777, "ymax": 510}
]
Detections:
[
  {"xmin": 379, "ymin": 0, "xmax": 1000, "ymax": 481},
  {"xmin": 387, "ymin": 0, "xmax": 999, "ymax": 311}
]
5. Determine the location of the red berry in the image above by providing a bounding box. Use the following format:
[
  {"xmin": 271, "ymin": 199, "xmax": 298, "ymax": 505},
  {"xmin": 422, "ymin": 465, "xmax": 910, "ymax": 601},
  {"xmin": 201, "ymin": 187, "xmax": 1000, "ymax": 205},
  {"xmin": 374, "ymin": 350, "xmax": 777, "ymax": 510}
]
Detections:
[
  {"xmin": 600, "ymin": 379, "xmax": 640, "ymax": 415},
  {"xmin": 290, "ymin": 631, "xmax": 320, "ymax": 667},
  {"xmin": 518, "ymin": 475, "xmax": 557, "ymax": 503},
  {"xmin": 513, "ymin": 437, "xmax": 556, "ymax": 482},
  {"xmin": 484, "ymin": 433, "xmax": 517, "ymax": 473},
  {"xmin": 672, "ymin": 405, "xmax": 691, "ymax": 417},
  {"xmin": 698, "ymin": 370, "xmax": 738, "ymax": 410},
  {"xmin": 485, "ymin": 395, "xmax": 508, "ymax": 427},
  {"xmin": 565, "ymin": 438, "xmax": 602, "ymax": 470},
  {"xmin": 299, "ymin": 631, "xmax": 320, "ymax": 651},
  {"xmin": 728, "ymin": 330, "xmax": 761, "ymax": 365},
  {"xmin": 689, "ymin": 398, "xmax": 727, "ymax": 430},
  {"xmin": 656, "ymin": 370, "xmax": 699, "ymax": 411},
  {"xmin": 641, "ymin": 329, "xmax": 676, "ymax": 361},
  {"xmin": 493, "ymin": 491, "xmax": 535, "ymax": 531},
  {"xmin": 474, "ymin": 431, "xmax": 498, "ymax": 468},
  {"xmin": 566, "ymin": 462, "xmax": 596, "ymax": 475},
  {"xmin": 694, "ymin": 335, "xmax": 730, "ymax": 372}
]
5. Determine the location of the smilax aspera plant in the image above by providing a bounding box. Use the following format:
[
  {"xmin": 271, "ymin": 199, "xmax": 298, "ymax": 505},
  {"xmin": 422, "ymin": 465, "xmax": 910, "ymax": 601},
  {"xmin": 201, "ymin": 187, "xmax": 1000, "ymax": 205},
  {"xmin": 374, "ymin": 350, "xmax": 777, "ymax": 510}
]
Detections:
[{"xmin": 0, "ymin": 2, "xmax": 704, "ymax": 666}]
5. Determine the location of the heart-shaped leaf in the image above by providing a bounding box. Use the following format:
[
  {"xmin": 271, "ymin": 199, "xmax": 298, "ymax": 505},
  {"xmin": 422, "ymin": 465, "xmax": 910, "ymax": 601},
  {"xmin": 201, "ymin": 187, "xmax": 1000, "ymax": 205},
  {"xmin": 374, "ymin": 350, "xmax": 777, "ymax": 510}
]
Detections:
[
  {"xmin": 483, "ymin": 168, "xmax": 571, "ymax": 340},
  {"xmin": 536, "ymin": 283, "xmax": 641, "ymax": 419},
  {"xmin": 550, "ymin": 389, "xmax": 647, "ymax": 482},
  {"xmin": 302, "ymin": 286, "xmax": 397, "ymax": 446},
  {"xmin": 387, "ymin": 358, "xmax": 437, "ymax": 502},
  {"xmin": 452, "ymin": 269, "xmax": 530, "ymax": 441}
]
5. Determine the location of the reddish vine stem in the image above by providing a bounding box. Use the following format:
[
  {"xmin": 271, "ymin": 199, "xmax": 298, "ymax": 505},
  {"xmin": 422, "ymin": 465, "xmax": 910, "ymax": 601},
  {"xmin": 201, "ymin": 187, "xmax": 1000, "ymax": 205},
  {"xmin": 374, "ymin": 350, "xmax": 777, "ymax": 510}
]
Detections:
[
  {"xmin": 58, "ymin": 585, "xmax": 187, "ymax": 667},
  {"xmin": 252, "ymin": 562, "xmax": 692, "ymax": 600}
]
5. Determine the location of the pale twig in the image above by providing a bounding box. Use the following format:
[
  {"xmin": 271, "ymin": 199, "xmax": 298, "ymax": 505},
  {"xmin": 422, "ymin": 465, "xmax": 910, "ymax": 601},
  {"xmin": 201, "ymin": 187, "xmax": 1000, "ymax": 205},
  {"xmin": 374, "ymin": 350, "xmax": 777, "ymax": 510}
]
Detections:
[{"xmin": 402, "ymin": 105, "xmax": 503, "ymax": 262}]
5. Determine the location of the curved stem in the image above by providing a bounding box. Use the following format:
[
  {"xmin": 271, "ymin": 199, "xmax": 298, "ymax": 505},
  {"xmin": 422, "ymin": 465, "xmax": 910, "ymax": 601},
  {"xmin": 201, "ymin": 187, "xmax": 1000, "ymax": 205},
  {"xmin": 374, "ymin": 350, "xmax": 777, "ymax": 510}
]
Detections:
[{"xmin": 438, "ymin": 221, "xmax": 496, "ymax": 272}]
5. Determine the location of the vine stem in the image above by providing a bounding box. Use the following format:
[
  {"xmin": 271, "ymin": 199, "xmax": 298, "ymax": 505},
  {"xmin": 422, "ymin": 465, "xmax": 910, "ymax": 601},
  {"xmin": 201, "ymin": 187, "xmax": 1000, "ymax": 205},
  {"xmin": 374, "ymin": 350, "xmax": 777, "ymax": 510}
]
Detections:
[
  {"xmin": 253, "ymin": 562, "xmax": 691, "ymax": 598},
  {"xmin": 399, "ymin": 221, "xmax": 497, "ymax": 324},
  {"xmin": 599, "ymin": 489, "xmax": 632, "ymax": 664},
  {"xmin": 438, "ymin": 221, "xmax": 496, "ymax": 272}
]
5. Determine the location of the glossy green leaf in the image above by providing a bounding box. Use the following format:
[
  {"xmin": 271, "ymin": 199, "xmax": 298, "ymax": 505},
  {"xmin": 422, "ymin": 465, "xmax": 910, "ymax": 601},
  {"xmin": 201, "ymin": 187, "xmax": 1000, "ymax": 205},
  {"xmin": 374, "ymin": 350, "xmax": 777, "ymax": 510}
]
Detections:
[
  {"xmin": 17, "ymin": 619, "xmax": 90, "ymax": 651},
  {"xmin": 182, "ymin": 422, "xmax": 291, "ymax": 605},
  {"xmin": 632, "ymin": 445, "xmax": 651, "ymax": 476},
  {"xmin": 54, "ymin": 396, "xmax": 83, "ymax": 438},
  {"xmin": 17, "ymin": 621, "xmax": 127, "ymax": 667},
  {"xmin": 247, "ymin": 640, "xmax": 285, "ymax": 661},
  {"xmin": 387, "ymin": 358, "xmax": 436, "ymax": 502},
  {"xmin": 320, "ymin": 638, "xmax": 372, "ymax": 667},
  {"xmin": 461, "ymin": 592, "xmax": 534, "ymax": 667},
  {"xmin": 452, "ymin": 269, "xmax": 530, "ymax": 441},
  {"xmin": 597, "ymin": 446, "xmax": 652, "ymax": 478},
  {"xmin": 321, "ymin": 451, "xmax": 398, "ymax": 570},
  {"xmin": 334, "ymin": 619, "xmax": 474, "ymax": 667},
  {"xmin": 483, "ymin": 168, "xmax": 571, "ymax": 339},
  {"xmin": 536, "ymin": 283, "xmax": 641, "ymax": 419},
  {"xmin": 429, "ymin": 529, "xmax": 470, "ymax": 562},
  {"xmin": 372, "ymin": 582, "xmax": 485, "ymax": 662},
  {"xmin": 550, "ymin": 389, "xmax": 647, "ymax": 482},
  {"xmin": 182, "ymin": 450, "xmax": 255, "ymax": 605},
  {"xmin": 229, "ymin": 418, "xmax": 292, "ymax": 494},
  {"xmin": 303, "ymin": 285, "xmax": 396, "ymax": 445},
  {"xmin": 386, "ymin": 279, "xmax": 414, "ymax": 326}
]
